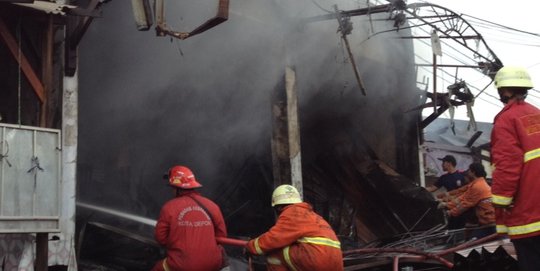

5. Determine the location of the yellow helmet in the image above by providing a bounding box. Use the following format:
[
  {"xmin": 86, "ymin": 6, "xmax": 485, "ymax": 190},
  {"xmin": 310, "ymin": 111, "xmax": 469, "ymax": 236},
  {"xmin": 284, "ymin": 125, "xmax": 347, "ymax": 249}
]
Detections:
[
  {"xmin": 271, "ymin": 185, "xmax": 302, "ymax": 207},
  {"xmin": 494, "ymin": 66, "xmax": 533, "ymax": 89}
]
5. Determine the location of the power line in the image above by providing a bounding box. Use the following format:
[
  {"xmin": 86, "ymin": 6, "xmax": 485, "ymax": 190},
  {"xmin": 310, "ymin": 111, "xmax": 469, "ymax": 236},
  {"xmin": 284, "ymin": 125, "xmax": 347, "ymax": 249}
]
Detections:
[
  {"xmin": 462, "ymin": 14, "xmax": 540, "ymax": 38},
  {"xmin": 467, "ymin": 24, "xmax": 540, "ymax": 46},
  {"xmin": 528, "ymin": 62, "xmax": 540, "ymax": 69},
  {"xmin": 345, "ymin": 2, "xmax": 539, "ymax": 111},
  {"xmin": 308, "ymin": 0, "xmax": 333, "ymax": 13}
]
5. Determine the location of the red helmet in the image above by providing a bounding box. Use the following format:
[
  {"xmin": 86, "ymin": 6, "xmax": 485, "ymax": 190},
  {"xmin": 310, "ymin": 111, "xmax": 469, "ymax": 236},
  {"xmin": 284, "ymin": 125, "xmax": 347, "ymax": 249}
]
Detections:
[{"xmin": 166, "ymin": 165, "xmax": 202, "ymax": 189}]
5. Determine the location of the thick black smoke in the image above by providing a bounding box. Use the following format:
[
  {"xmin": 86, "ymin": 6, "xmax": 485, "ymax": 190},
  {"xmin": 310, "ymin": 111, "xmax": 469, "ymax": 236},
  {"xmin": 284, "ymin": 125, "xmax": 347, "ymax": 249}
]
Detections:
[{"xmin": 77, "ymin": 0, "xmax": 422, "ymax": 240}]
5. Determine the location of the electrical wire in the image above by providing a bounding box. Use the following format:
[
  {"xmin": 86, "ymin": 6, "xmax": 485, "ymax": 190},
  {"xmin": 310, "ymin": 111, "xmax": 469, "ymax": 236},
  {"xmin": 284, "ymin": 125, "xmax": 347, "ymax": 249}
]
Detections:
[
  {"xmin": 462, "ymin": 14, "xmax": 540, "ymax": 37},
  {"xmin": 308, "ymin": 0, "xmax": 333, "ymax": 13},
  {"xmin": 452, "ymin": 15, "xmax": 540, "ymax": 101},
  {"xmin": 468, "ymin": 22, "xmax": 540, "ymax": 42},
  {"xmin": 350, "ymin": 9, "xmax": 491, "ymax": 65},
  {"xmin": 467, "ymin": 26, "xmax": 540, "ymax": 46},
  {"xmin": 417, "ymin": 7, "xmax": 540, "ymax": 108},
  {"xmin": 354, "ymin": 17, "xmax": 488, "ymax": 67},
  {"xmin": 341, "ymin": 2, "xmax": 538, "ymax": 111},
  {"xmin": 454, "ymin": 15, "xmax": 540, "ymax": 50},
  {"xmin": 409, "ymin": 20, "xmax": 491, "ymax": 65},
  {"xmin": 352, "ymin": 16, "xmax": 501, "ymax": 107}
]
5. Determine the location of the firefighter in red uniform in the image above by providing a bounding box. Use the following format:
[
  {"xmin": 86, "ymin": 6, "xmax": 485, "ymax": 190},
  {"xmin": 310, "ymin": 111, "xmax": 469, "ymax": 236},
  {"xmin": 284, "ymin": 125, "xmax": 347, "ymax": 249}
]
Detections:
[
  {"xmin": 491, "ymin": 66, "xmax": 540, "ymax": 271},
  {"xmin": 246, "ymin": 184, "xmax": 343, "ymax": 271},
  {"xmin": 152, "ymin": 165, "xmax": 228, "ymax": 271}
]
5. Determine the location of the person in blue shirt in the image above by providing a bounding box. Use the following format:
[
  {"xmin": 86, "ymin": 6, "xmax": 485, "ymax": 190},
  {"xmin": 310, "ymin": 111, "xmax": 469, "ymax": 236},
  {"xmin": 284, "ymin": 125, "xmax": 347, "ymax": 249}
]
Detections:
[
  {"xmin": 427, "ymin": 155, "xmax": 466, "ymax": 192},
  {"xmin": 427, "ymin": 155, "xmax": 469, "ymax": 229}
]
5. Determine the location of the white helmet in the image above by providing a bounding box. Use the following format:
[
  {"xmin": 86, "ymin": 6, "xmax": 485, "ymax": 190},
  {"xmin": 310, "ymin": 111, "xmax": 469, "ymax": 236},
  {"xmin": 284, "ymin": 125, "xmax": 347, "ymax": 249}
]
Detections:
[{"xmin": 271, "ymin": 185, "xmax": 302, "ymax": 207}]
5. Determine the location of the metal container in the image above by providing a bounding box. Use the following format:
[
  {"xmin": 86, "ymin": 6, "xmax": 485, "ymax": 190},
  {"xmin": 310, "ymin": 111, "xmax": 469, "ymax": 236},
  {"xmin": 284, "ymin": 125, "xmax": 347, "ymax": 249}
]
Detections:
[{"xmin": 0, "ymin": 123, "xmax": 61, "ymax": 233}]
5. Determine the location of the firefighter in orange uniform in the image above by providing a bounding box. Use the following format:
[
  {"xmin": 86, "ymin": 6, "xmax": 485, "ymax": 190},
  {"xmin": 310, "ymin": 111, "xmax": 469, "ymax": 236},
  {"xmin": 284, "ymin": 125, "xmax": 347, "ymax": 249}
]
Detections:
[
  {"xmin": 440, "ymin": 162, "xmax": 495, "ymax": 239},
  {"xmin": 491, "ymin": 66, "xmax": 540, "ymax": 271},
  {"xmin": 245, "ymin": 184, "xmax": 343, "ymax": 271}
]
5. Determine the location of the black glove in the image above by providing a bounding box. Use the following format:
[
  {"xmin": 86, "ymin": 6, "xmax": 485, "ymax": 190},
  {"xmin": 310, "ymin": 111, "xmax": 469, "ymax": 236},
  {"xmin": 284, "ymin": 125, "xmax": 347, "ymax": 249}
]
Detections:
[{"xmin": 437, "ymin": 202, "xmax": 448, "ymax": 210}]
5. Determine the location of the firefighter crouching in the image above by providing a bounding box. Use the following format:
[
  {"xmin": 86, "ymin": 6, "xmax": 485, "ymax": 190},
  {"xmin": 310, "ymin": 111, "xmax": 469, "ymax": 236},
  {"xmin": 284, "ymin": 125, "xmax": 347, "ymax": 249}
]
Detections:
[
  {"xmin": 437, "ymin": 162, "xmax": 496, "ymax": 239},
  {"xmin": 245, "ymin": 184, "xmax": 343, "ymax": 271}
]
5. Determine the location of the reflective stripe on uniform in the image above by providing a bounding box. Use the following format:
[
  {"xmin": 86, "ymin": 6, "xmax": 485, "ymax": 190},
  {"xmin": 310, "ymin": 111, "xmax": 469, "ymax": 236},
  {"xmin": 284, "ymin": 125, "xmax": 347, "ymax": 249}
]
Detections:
[
  {"xmin": 479, "ymin": 198, "xmax": 492, "ymax": 204},
  {"xmin": 254, "ymin": 237, "xmax": 264, "ymax": 255},
  {"xmin": 283, "ymin": 246, "xmax": 298, "ymax": 271},
  {"xmin": 266, "ymin": 257, "xmax": 282, "ymax": 265},
  {"xmin": 524, "ymin": 148, "xmax": 540, "ymax": 162},
  {"xmin": 507, "ymin": 220, "xmax": 540, "ymax": 236},
  {"xmin": 297, "ymin": 237, "xmax": 341, "ymax": 249},
  {"xmin": 492, "ymin": 194, "xmax": 513, "ymax": 206},
  {"xmin": 162, "ymin": 258, "xmax": 171, "ymax": 271},
  {"xmin": 496, "ymin": 224, "xmax": 508, "ymax": 234}
]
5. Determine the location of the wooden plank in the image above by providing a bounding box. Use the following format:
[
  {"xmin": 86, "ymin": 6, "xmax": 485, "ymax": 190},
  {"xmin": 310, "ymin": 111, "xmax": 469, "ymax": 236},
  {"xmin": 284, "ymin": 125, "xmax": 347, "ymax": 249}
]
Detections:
[
  {"xmin": 69, "ymin": 0, "xmax": 100, "ymax": 48},
  {"xmin": 0, "ymin": 16, "xmax": 45, "ymax": 103},
  {"xmin": 40, "ymin": 15, "xmax": 54, "ymax": 127}
]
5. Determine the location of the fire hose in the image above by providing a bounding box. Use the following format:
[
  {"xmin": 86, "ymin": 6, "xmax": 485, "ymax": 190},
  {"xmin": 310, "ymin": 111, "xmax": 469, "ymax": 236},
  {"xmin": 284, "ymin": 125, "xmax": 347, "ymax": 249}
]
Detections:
[
  {"xmin": 216, "ymin": 236, "xmax": 248, "ymax": 247},
  {"xmin": 343, "ymin": 233, "xmax": 500, "ymax": 270},
  {"xmin": 216, "ymin": 237, "xmax": 254, "ymax": 270},
  {"xmin": 218, "ymin": 237, "xmax": 454, "ymax": 269},
  {"xmin": 343, "ymin": 247, "xmax": 454, "ymax": 269},
  {"xmin": 219, "ymin": 233, "xmax": 500, "ymax": 271}
]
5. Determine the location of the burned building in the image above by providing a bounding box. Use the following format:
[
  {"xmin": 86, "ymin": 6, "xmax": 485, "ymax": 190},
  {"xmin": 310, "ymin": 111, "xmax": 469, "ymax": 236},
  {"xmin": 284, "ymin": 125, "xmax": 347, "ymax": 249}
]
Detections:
[
  {"xmin": 75, "ymin": 0, "xmax": 439, "ymax": 266},
  {"xmin": 0, "ymin": 0, "xmax": 516, "ymax": 270}
]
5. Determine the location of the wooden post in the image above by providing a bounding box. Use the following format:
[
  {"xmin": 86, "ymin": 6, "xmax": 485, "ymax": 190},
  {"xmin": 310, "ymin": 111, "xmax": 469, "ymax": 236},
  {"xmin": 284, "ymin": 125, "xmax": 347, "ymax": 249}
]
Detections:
[
  {"xmin": 40, "ymin": 15, "xmax": 54, "ymax": 128},
  {"xmin": 271, "ymin": 66, "xmax": 303, "ymax": 197},
  {"xmin": 35, "ymin": 233, "xmax": 48, "ymax": 271}
]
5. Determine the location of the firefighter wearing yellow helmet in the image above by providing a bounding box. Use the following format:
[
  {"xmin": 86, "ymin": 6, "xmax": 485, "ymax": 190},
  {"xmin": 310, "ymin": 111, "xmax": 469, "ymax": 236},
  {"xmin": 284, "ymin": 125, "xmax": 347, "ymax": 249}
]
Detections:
[
  {"xmin": 246, "ymin": 184, "xmax": 343, "ymax": 270},
  {"xmin": 491, "ymin": 66, "xmax": 540, "ymax": 271},
  {"xmin": 494, "ymin": 66, "xmax": 533, "ymax": 103}
]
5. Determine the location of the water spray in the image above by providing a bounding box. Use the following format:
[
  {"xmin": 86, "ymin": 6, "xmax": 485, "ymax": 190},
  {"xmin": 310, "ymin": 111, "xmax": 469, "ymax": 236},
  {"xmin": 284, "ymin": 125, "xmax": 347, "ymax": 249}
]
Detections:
[
  {"xmin": 76, "ymin": 201, "xmax": 247, "ymax": 247},
  {"xmin": 77, "ymin": 201, "xmax": 157, "ymax": 226}
]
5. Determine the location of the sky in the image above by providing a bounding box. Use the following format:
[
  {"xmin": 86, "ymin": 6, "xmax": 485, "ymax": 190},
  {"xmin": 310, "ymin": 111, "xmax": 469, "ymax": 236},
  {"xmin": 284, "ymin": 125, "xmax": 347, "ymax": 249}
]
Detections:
[{"xmin": 415, "ymin": 0, "xmax": 540, "ymax": 123}]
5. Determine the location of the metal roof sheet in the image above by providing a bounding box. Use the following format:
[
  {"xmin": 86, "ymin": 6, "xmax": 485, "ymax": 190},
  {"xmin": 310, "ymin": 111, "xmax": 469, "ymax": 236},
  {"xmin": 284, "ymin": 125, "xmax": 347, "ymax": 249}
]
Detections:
[
  {"xmin": 14, "ymin": 0, "xmax": 76, "ymax": 15},
  {"xmin": 455, "ymin": 238, "xmax": 517, "ymax": 260}
]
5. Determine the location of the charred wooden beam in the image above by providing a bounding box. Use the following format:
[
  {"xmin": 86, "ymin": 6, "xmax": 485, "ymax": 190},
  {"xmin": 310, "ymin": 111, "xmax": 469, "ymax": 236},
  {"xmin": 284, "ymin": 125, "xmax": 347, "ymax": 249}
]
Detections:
[
  {"xmin": 271, "ymin": 67, "xmax": 303, "ymax": 195},
  {"xmin": 65, "ymin": 15, "xmax": 77, "ymax": 77},
  {"xmin": 69, "ymin": 0, "xmax": 101, "ymax": 49},
  {"xmin": 420, "ymin": 103, "xmax": 449, "ymax": 129},
  {"xmin": 65, "ymin": 0, "xmax": 103, "ymax": 76},
  {"xmin": 303, "ymin": 125, "xmax": 443, "ymax": 243},
  {"xmin": 0, "ymin": 16, "xmax": 45, "ymax": 103}
]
